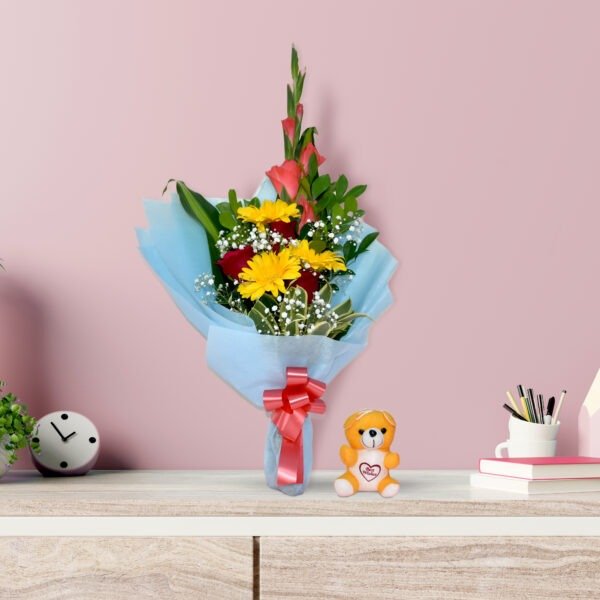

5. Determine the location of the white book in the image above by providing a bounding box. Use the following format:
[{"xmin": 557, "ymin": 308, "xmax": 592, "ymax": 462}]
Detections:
[
  {"xmin": 479, "ymin": 456, "xmax": 600, "ymax": 480},
  {"xmin": 470, "ymin": 472, "xmax": 600, "ymax": 495}
]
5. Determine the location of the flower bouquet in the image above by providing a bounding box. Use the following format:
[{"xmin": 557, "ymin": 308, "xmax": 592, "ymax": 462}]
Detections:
[{"xmin": 137, "ymin": 48, "xmax": 396, "ymax": 495}]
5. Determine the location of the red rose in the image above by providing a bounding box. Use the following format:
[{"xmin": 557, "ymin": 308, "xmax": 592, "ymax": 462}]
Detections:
[
  {"xmin": 293, "ymin": 269, "xmax": 320, "ymax": 302},
  {"xmin": 270, "ymin": 220, "xmax": 297, "ymax": 239},
  {"xmin": 266, "ymin": 159, "xmax": 301, "ymax": 199},
  {"xmin": 217, "ymin": 246, "xmax": 255, "ymax": 279}
]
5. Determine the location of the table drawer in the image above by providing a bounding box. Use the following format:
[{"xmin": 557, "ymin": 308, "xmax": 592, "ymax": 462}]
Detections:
[
  {"xmin": 0, "ymin": 537, "xmax": 253, "ymax": 600},
  {"xmin": 260, "ymin": 536, "xmax": 600, "ymax": 599}
]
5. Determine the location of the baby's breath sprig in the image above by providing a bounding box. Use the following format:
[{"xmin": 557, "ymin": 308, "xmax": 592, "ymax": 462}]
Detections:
[
  {"xmin": 0, "ymin": 381, "xmax": 38, "ymax": 466},
  {"xmin": 246, "ymin": 283, "xmax": 366, "ymax": 339}
]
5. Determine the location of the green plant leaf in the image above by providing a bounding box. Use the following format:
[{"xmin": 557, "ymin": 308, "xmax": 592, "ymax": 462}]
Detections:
[
  {"xmin": 176, "ymin": 181, "xmax": 221, "ymax": 243},
  {"xmin": 357, "ymin": 231, "xmax": 379, "ymax": 256},
  {"xmin": 311, "ymin": 174, "xmax": 331, "ymax": 198},
  {"xmin": 228, "ymin": 189, "xmax": 240, "ymax": 214},
  {"xmin": 336, "ymin": 175, "xmax": 348, "ymax": 198},
  {"xmin": 175, "ymin": 181, "xmax": 224, "ymax": 285},
  {"xmin": 346, "ymin": 184, "xmax": 367, "ymax": 198},
  {"xmin": 343, "ymin": 240, "xmax": 357, "ymax": 262},
  {"xmin": 287, "ymin": 84, "xmax": 295, "ymax": 118},
  {"xmin": 219, "ymin": 211, "xmax": 237, "ymax": 230},
  {"xmin": 318, "ymin": 282, "xmax": 333, "ymax": 304},
  {"xmin": 295, "ymin": 71, "xmax": 305, "ymax": 103},
  {"xmin": 344, "ymin": 195, "xmax": 358, "ymax": 214},
  {"xmin": 248, "ymin": 299, "xmax": 277, "ymax": 334},
  {"xmin": 309, "ymin": 240, "xmax": 327, "ymax": 252},
  {"xmin": 310, "ymin": 321, "xmax": 331, "ymax": 336},
  {"xmin": 291, "ymin": 46, "xmax": 299, "ymax": 79}
]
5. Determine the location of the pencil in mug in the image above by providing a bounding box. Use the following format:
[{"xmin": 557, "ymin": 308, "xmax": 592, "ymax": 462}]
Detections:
[
  {"xmin": 505, "ymin": 390, "xmax": 521, "ymax": 416},
  {"xmin": 552, "ymin": 390, "xmax": 567, "ymax": 424},
  {"xmin": 520, "ymin": 396, "xmax": 531, "ymax": 421}
]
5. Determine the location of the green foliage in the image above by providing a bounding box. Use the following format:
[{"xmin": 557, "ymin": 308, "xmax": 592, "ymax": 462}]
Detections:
[{"xmin": 0, "ymin": 382, "xmax": 38, "ymax": 466}]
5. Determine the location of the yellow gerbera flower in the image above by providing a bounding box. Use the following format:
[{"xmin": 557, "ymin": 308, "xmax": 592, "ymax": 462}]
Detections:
[
  {"xmin": 237, "ymin": 199, "xmax": 300, "ymax": 231},
  {"xmin": 290, "ymin": 240, "xmax": 347, "ymax": 272},
  {"xmin": 238, "ymin": 249, "xmax": 301, "ymax": 301}
]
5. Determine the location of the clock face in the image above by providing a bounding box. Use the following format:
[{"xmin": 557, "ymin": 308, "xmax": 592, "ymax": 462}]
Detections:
[{"xmin": 32, "ymin": 411, "xmax": 100, "ymax": 475}]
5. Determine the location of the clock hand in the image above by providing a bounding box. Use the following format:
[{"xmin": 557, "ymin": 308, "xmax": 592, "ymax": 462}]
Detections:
[
  {"xmin": 64, "ymin": 431, "xmax": 77, "ymax": 441},
  {"xmin": 50, "ymin": 421, "xmax": 66, "ymax": 441}
]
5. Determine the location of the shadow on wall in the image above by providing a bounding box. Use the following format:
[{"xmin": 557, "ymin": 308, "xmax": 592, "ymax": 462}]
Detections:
[{"xmin": 0, "ymin": 278, "xmax": 55, "ymax": 468}]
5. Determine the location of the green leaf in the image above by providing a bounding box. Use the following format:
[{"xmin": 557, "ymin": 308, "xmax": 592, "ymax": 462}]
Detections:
[
  {"xmin": 287, "ymin": 84, "xmax": 295, "ymax": 118},
  {"xmin": 295, "ymin": 71, "xmax": 305, "ymax": 103},
  {"xmin": 344, "ymin": 195, "xmax": 358, "ymax": 214},
  {"xmin": 311, "ymin": 175, "xmax": 331, "ymax": 198},
  {"xmin": 228, "ymin": 189, "xmax": 240, "ymax": 214},
  {"xmin": 298, "ymin": 127, "xmax": 317, "ymax": 153},
  {"xmin": 309, "ymin": 240, "xmax": 327, "ymax": 252},
  {"xmin": 357, "ymin": 231, "xmax": 379, "ymax": 256},
  {"xmin": 308, "ymin": 152, "xmax": 319, "ymax": 182},
  {"xmin": 248, "ymin": 300, "xmax": 277, "ymax": 334},
  {"xmin": 346, "ymin": 184, "xmax": 367, "ymax": 198},
  {"xmin": 336, "ymin": 175, "xmax": 348, "ymax": 198},
  {"xmin": 310, "ymin": 321, "xmax": 331, "ymax": 336},
  {"xmin": 331, "ymin": 298, "xmax": 353, "ymax": 317},
  {"xmin": 218, "ymin": 210, "xmax": 237, "ymax": 230},
  {"xmin": 318, "ymin": 282, "xmax": 333, "ymax": 304},
  {"xmin": 176, "ymin": 181, "xmax": 221, "ymax": 243},
  {"xmin": 343, "ymin": 240, "xmax": 357, "ymax": 262},
  {"xmin": 176, "ymin": 181, "xmax": 224, "ymax": 285},
  {"xmin": 291, "ymin": 46, "xmax": 299, "ymax": 79}
]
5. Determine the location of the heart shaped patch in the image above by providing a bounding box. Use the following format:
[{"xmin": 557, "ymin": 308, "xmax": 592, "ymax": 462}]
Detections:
[{"xmin": 359, "ymin": 462, "xmax": 381, "ymax": 482}]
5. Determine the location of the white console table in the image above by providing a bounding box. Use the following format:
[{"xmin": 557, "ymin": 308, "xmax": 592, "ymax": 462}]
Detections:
[{"xmin": 1, "ymin": 470, "xmax": 600, "ymax": 599}]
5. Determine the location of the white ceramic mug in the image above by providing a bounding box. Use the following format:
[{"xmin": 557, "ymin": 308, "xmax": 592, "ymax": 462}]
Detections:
[{"xmin": 495, "ymin": 416, "xmax": 560, "ymax": 458}]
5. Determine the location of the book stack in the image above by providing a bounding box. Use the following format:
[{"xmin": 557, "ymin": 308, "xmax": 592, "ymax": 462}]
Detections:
[{"xmin": 471, "ymin": 457, "xmax": 600, "ymax": 494}]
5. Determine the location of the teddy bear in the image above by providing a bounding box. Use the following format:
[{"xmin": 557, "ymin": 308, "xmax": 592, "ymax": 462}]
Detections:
[{"xmin": 334, "ymin": 409, "xmax": 400, "ymax": 498}]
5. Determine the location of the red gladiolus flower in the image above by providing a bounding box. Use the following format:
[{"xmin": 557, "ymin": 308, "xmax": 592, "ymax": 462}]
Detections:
[
  {"xmin": 293, "ymin": 269, "xmax": 320, "ymax": 302},
  {"xmin": 217, "ymin": 246, "xmax": 255, "ymax": 279},
  {"xmin": 270, "ymin": 220, "xmax": 297, "ymax": 239},
  {"xmin": 299, "ymin": 143, "xmax": 325, "ymax": 173},
  {"xmin": 296, "ymin": 103, "xmax": 303, "ymax": 119},
  {"xmin": 281, "ymin": 117, "xmax": 295, "ymax": 140},
  {"xmin": 295, "ymin": 196, "xmax": 316, "ymax": 232},
  {"xmin": 266, "ymin": 159, "xmax": 301, "ymax": 199}
]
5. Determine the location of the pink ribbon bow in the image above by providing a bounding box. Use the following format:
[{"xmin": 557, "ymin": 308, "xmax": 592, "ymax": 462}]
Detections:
[{"xmin": 263, "ymin": 367, "xmax": 326, "ymax": 486}]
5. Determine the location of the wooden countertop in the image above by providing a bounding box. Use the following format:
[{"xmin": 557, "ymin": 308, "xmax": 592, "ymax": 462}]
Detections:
[{"xmin": 2, "ymin": 469, "xmax": 600, "ymax": 518}]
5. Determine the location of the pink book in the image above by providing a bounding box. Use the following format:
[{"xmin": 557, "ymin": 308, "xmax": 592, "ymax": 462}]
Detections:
[{"xmin": 479, "ymin": 457, "xmax": 600, "ymax": 480}]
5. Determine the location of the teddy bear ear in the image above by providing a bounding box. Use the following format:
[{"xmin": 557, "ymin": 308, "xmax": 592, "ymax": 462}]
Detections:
[
  {"xmin": 343, "ymin": 412, "xmax": 361, "ymax": 430},
  {"xmin": 343, "ymin": 410, "xmax": 371, "ymax": 430},
  {"xmin": 382, "ymin": 411, "xmax": 396, "ymax": 426}
]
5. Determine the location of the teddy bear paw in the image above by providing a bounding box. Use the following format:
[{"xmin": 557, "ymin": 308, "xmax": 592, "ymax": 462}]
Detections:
[
  {"xmin": 334, "ymin": 478, "xmax": 356, "ymax": 497},
  {"xmin": 380, "ymin": 482, "xmax": 400, "ymax": 498}
]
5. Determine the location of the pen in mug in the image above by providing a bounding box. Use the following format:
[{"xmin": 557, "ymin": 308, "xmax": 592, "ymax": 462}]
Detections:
[
  {"xmin": 503, "ymin": 403, "xmax": 527, "ymax": 421},
  {"xmin": 537, "ymin": 394, "xmax": 545, "ymax": 424},
  {"xmin": 527, "ymin": 388, "xmax": 538, "ymax": 423},
  {"xmin": 544, "ymin": 396, "xmax": 555, "ymax": 424}
]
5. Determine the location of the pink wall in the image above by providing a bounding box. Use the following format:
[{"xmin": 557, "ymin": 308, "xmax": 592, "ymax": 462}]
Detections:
[{"xmin": 1, "ymin": 1, "xmax": 599, "ymax": 470}]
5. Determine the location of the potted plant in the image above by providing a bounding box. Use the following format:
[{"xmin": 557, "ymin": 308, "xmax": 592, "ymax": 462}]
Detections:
[{"xmin": 0, "ymin": 381, "xmax": 38, "ymax": 478}]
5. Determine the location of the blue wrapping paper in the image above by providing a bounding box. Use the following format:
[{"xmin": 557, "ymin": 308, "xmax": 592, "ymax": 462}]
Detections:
[{"xmin": 137, "ymin": 178, "xmax": 397, "ymax": 495}]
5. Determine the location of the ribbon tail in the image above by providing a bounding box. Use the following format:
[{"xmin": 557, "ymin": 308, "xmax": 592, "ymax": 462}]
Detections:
[{"xmin": 277, "ymin": 436, "xmax": 304, "ymax": 486}]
